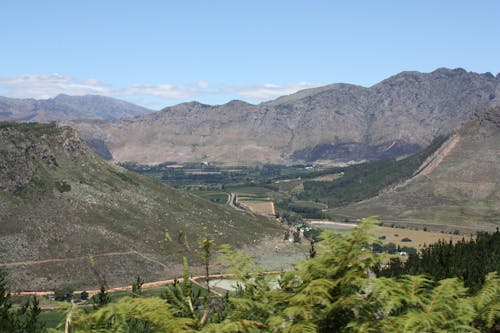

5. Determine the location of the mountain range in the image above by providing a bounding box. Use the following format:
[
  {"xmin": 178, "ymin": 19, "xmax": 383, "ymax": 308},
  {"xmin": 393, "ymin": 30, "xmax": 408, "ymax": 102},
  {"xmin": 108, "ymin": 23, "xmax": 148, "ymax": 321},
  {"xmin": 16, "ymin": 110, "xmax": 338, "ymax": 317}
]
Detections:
[
  {"xmin": 0, "ymin": 94, "xmax": 152, "ymax": 122},
  {"xmin": 0, "ymin": 122, "xmax": 280, "ymax": 290},
  {"xmin": 68, "ymin": 68, "xmax": 500, "ymax": 165}
]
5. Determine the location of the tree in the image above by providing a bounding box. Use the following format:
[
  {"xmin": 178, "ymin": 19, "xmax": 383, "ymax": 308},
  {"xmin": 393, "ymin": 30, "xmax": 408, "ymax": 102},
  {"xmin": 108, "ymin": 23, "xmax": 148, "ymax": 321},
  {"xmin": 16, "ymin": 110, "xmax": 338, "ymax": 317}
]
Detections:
[
  {"xmin": 73, "ymin": 297, "xmax": 193, "ymax": 332},
  {"xmin": 16, "ymin": 296, "xmax": 43, "ymax": 333},
  {"xmin": 92, "ymin": 285, "xmax": 111, "ymax": 308},
  {"xmin": 0, "ymin": 271, "xmax": 43, "ymax": 333},
  {"xmin": 54, "ymin": 287, "xmax": 73, "ymax": 302},
  {"xmin": 309, "ymin": 239, "xmax": 316, "ymax": 258},
  {"xmin": 80, "ymin": 291, "xmax": 89, "ymax": 301},
  {"xmin": 132, "ymin": 275, "xmax": 145, "ymax": 297},
  {"xmin": 162, "ymin": 257, "xmax": 205, "ymax": 328},
  {"xmin": 197, "ymin": 235, "xmax": 216, "ymax": 296}
]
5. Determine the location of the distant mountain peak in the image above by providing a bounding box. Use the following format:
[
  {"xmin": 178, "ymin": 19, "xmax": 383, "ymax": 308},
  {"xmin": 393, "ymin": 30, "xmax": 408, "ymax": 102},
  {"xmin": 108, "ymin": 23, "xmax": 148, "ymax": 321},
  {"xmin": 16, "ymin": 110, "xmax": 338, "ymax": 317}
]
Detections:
[
  {"xmin": 0, "ymin": 94, "xmax": 153, "ymax": 122},
  {"xmin": 226, "ymin": 99, "xmax": 253, "ymax": 107}
]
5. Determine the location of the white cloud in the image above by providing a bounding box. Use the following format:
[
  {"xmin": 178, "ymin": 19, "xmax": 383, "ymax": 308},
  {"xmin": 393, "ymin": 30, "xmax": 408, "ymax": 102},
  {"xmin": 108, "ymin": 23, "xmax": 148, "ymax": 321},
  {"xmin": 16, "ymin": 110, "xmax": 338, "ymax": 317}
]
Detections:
[
  {"xmin": 0, "ymin": 74, "xmax": 322, "ymax": 106},
  {"xmin": 235, "ymin": 82, "xmax": 322, "ymax": 99},
  {"xmin": 197, "ymin": 80, "xmax": 209, "ymax": 89},
  {"xmin": 0, "ymin": 74, "xmax": 207, "ymax": 101},
  {"xmin": 0, "ymin": 74, "xmax": 110, "ymax": 99}
]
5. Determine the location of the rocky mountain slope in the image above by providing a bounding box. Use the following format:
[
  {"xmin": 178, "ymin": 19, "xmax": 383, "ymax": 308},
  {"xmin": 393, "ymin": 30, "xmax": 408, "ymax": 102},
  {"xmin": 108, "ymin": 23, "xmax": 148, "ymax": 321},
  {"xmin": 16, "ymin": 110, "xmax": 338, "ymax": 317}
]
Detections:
[
  {"xmin": 0, "ymin": 122, "xmax": 280, "ymax": 290},
  {"xmin": 70, "ymin": 68, "xmax": 500, "ymax": 164},
  {"xmin": 332, "ymin": 107, "xmax": 500, "ymax": 230},
  {"xmin": 0, "ymin": 94, "xmax": 152, "ymax": 122}
]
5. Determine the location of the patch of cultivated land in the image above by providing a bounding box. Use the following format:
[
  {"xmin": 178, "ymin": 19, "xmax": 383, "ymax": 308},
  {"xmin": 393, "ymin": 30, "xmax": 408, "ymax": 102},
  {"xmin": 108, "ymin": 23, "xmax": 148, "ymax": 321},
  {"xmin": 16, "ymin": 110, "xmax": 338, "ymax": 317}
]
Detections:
[
  {"xmin": 373, "ymin": 225, "xmax": 468, "ymax": 249},
  {"xmin": 238, "ymin": 199, "xmax": 276, "ymax": 217}
]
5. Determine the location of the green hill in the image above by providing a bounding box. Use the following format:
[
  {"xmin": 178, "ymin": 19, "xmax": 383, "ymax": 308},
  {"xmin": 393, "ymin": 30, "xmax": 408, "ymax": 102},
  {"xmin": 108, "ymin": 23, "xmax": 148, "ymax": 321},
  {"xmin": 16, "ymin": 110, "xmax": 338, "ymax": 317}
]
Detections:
[
  {"xmin": 332, "ymin": 108, "xmax": 500, "ymax": 231},
  {"xmin": 0, "ymin": 122, "xmax": 280, "ymax": 291}
]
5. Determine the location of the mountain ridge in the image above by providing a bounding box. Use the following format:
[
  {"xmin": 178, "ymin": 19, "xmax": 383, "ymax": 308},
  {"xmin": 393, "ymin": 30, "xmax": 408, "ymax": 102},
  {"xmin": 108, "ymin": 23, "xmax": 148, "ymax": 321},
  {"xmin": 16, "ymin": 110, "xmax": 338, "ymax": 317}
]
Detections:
[
  {"xmin": 68, "ymin": 67, "xmax": 500, "ymax": 165},
  {"xmin": 0, "ymin": 94, "xmax": 153, "ymax": 122}
]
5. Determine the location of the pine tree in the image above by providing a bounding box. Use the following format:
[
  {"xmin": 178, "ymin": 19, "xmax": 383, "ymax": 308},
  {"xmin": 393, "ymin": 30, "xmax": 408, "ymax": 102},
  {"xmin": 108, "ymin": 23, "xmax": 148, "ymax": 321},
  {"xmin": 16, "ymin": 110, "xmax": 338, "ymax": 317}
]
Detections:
[
  {"xmin": 0, "ymin": 270, "xmax": 15, "ymax": 332},
  {"xmin": 132, "ymin": 275, "xmax": 145, "ymax": 297},
  {"xmin": 92, "ymin": 285, "xmax": 111, "ymax": 309},
  {"xmin": 16, "ymin": 296, "xmax": 43, "ymax": 333}
]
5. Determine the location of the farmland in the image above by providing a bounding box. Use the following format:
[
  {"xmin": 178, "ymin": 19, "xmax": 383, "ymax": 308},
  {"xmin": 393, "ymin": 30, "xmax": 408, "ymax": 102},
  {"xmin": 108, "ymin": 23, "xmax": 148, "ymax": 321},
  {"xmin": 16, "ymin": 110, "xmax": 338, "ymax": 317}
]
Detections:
[{"xmin": 123, "ymin": 153, "xmax": 498, "ymax": 234}]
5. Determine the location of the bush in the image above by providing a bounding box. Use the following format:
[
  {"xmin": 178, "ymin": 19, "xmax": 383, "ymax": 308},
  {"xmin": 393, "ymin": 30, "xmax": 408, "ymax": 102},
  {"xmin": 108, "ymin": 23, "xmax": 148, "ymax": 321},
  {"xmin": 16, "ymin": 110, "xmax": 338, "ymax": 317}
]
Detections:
[
  {"xmin": 55, "ymin": 180, "xmax": 71, "ymax": 193},
  {"xmin": 54, "ymin": 287, "xmax": 73, "ymax": 302},
  {"xmin": 401, "ymin": 237, "xmax": 412, "ymax": 242}
]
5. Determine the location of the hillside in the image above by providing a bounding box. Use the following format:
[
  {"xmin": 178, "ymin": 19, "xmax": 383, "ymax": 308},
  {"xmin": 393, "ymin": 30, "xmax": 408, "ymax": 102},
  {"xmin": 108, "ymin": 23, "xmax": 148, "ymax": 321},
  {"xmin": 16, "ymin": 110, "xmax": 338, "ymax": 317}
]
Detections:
[
  {"xmin": 0, "ymin": 94, "xmax": 152, "ymax": 122},
  {"xmin": 332, "ymin": 107, "xmax": 500, "ymax": 230},
  {"xmin": 0, "ymin": 122, "xmax": 280, "ymax": 291},
  {"xmin": 70, "ymin": 68, "xmax": 500, "ymax": 164},
  {"xmin": 297, "ymin": 135, "xmax": 449, "ymax": 207}
]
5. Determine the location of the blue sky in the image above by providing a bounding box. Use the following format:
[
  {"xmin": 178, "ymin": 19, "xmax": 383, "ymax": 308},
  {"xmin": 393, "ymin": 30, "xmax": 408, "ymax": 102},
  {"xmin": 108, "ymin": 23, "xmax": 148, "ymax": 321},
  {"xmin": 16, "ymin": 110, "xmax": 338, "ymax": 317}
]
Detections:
[{"xmin": 1, "ymin": 0, "xmax": 499, "ymax": 109}]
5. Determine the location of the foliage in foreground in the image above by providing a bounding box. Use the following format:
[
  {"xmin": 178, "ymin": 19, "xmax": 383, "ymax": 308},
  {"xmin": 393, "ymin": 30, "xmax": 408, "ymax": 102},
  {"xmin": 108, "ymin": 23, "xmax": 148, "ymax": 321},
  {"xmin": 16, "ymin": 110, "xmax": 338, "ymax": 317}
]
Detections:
[
  {"xmin": 66, "ymin": 217, "xmax": 500, "ymax": 332},
  {"xmin": 7, "ymin": 218, "xmax": 499, "ymax": 332}
]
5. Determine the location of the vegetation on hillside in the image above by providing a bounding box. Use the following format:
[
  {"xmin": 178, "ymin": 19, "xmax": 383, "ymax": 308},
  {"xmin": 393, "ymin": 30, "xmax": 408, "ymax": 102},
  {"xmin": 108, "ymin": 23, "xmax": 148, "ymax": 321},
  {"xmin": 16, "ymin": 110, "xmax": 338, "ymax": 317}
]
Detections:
[
  {"xmin": 298, "ymin": 135, "xmax": 448, "ymax": 206},
  {"xmin": 0, "ymin": 122, "xmax": 281, "ymax": 290},
  {"xmin": 378, "ymin": 230, "xmax": 500, "ymax": 293}
]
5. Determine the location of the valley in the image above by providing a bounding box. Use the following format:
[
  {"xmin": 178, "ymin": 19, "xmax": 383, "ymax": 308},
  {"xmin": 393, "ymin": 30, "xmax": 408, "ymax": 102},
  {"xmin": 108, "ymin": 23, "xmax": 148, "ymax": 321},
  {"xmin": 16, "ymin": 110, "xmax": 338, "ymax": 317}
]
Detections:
[
  {"xmin": 1, "ymin": 70, "xmax": 499, "ymax": 332},
  {"xmin": 2, "ymin": 2, "xmax": 500, "ymax": 330}
]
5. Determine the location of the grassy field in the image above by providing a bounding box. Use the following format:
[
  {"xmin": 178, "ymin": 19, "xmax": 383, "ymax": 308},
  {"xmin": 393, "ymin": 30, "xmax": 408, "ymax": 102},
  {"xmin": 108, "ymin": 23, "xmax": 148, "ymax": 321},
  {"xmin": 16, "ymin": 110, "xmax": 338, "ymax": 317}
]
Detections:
[
  {"xmin": 227, "ymin": 185, "xmax": 271, "ymax": 198},
  {"xmin": 373, "ymin": 225, "xmax": 468, "ymax": 249},
  {"xmin": 197, "ymin": 192, "xmax": 229, "ymax": 204},
  {"xmin": 39, "ymin": 310, "xmax": 66, "ymax": 330}
]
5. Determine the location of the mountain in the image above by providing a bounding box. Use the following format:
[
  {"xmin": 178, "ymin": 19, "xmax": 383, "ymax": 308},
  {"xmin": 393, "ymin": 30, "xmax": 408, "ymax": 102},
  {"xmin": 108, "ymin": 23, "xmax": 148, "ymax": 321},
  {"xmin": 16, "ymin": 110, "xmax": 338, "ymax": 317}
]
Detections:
[
  {"xmin": 69, "ymin": 68, "xmax": 500, "ymax": 164},
  {"xmin": 0, "ymin": 122, "xmax": 280, "ymax": 290},
  {"xmin": 0, "ymin": 94, "xmax": 152, "ymax": 122},
  {"xmin": 331, "ymin": 107, "xmax": 500, "ymax": 231}
]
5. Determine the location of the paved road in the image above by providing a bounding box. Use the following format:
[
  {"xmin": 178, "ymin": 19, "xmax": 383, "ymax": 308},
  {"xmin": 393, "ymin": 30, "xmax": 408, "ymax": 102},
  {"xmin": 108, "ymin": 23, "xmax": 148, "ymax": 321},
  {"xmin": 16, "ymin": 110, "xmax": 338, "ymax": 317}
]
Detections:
[{"xmin": 227, "ymin": 192, "xmax": 245, "ymax": 211}]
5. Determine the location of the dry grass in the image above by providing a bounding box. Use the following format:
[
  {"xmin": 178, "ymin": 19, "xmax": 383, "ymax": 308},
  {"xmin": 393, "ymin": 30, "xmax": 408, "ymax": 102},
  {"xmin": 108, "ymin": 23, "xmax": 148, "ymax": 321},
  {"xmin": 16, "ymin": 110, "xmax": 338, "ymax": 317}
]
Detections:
[{"xmin": 373, "ymin": 225, "xmax": 469, "ymax": 249}]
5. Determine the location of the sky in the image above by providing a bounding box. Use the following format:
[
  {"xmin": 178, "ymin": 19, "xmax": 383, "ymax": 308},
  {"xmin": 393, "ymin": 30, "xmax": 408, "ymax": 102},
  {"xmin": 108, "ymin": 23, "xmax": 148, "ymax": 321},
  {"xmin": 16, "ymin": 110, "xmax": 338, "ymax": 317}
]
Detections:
[{"xmin": 0, "ymin": 0, "xmax": 499, "ymax": 109}]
